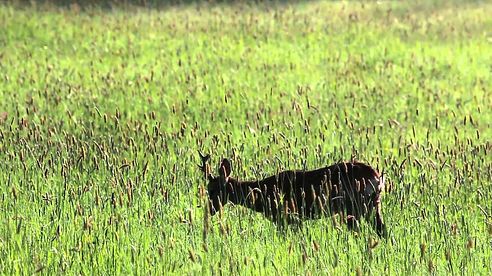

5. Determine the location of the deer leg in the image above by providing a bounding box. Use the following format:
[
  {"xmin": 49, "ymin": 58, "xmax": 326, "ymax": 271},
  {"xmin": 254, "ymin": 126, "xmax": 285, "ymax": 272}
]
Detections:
[
  {"xmin": 374, "ymin": 199, "xmax": 387, "ymax": 238},
  {"xmin": 346, "ymin": 204, "xmax": 359, "ymax": 232},
  {"xmin": 345, "ymin": 196, "xmax": 362, "ymax": 232}
]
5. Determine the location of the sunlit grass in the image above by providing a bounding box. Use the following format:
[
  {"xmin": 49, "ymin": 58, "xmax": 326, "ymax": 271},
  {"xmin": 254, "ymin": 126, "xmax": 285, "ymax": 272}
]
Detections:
[{"xmin": 0, "ymin": 1, "xmax": 491, "ymax": 274}]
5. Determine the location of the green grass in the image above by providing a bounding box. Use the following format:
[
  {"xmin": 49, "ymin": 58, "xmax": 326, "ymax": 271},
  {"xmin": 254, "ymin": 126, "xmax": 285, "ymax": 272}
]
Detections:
[{"xmin": 1, "ymin": 0, "xmax": 491, "ymax": 274}]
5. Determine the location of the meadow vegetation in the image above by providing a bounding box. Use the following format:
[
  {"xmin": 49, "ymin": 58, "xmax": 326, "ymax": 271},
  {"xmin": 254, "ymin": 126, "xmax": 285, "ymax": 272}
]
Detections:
[{"xmin": 0, "ymin": 0, "xmax": 491, "ymax": 274}]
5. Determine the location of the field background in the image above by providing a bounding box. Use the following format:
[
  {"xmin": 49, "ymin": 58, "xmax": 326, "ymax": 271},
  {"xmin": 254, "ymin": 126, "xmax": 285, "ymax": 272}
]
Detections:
[{"xmin": 1, "ymin": 0, "xmax": 491, "ymax": 274}]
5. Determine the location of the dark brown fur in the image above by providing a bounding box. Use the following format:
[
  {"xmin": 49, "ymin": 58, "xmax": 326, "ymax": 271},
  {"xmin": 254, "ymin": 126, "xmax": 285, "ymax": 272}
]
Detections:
[{"xmin": 199, "ymin": 152, "xmax": 387, "ymax": 237}]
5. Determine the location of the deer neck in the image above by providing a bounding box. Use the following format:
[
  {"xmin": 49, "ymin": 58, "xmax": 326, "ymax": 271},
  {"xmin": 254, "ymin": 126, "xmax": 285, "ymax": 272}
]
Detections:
[{"xmin": 227, "ymin": 178, "xmax": 264, "ymax": 211}]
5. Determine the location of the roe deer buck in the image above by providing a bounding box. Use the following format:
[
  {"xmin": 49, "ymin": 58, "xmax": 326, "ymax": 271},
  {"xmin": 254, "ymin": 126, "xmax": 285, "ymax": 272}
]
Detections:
[{"xmin": 198, "ymin": 152, "xmax": 387, "ymax": 237}]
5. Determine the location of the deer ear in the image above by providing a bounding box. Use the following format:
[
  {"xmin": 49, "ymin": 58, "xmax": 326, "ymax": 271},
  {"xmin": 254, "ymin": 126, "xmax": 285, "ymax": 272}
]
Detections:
[{"xmin": 219, "ymin": 158, "xmax": 232, "ymax": 178}]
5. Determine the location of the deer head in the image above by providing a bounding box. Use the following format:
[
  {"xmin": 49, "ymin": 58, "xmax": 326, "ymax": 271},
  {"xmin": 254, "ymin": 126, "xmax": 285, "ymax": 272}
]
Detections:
[{"xmin": 198, "ymin": 152, "xmax": 232, "ymax": 216}]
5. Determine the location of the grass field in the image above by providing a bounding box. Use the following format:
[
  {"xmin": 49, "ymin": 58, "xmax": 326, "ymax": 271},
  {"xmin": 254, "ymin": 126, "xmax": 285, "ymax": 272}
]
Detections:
[{"xmin": 1, "ymin": 0, "xmax": 492, "ymax": 274}]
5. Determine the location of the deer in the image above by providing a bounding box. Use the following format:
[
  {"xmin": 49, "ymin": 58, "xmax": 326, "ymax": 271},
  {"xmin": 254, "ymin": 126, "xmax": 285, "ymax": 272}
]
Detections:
[{"xmin": 198, "ymin": 152, "xmax": 387, "ymax": 237}]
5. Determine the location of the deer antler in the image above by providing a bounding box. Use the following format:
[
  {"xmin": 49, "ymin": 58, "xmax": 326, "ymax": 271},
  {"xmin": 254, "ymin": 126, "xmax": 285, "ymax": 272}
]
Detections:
[{"xmin": 198, "ymin": 151, "xmax": 211, "ymax": 180}]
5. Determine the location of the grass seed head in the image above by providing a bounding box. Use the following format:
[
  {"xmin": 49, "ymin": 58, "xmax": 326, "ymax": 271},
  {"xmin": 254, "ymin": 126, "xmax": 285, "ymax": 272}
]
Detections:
[
  {"xmin": 420, "ymin": 243, "xmax": 426, "ymax": 259},
  {"xmin": 83, "ymin": 216, "xmax": 93, "ymax": 231},
  {"xmin": 188, "ymin": 249, "xmax": 196, "ymax": 263},
  {"xmin": 466, "ymin": 238, "xmax": 474, "ymax": 250},
  {"xmin": 427, "ymin": 259, "xmax": 435, "ymax": 273},
  {"xmin": 356, "ymin": 267, "xmax": 363, "ymax": 276}
]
